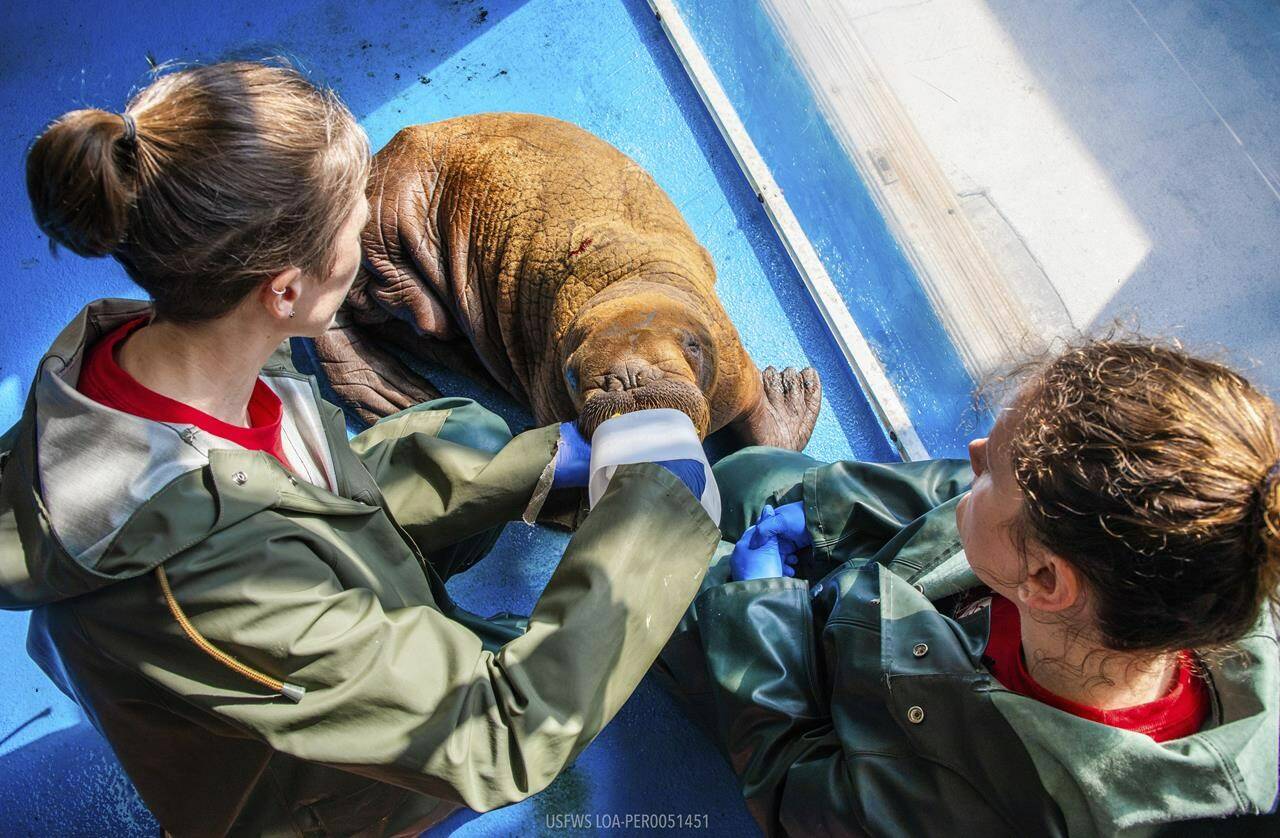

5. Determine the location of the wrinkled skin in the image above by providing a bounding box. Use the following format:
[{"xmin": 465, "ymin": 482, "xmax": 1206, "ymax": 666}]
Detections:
[{"xmin": 315, "ymin": 113, "xmax": 821, "ymax": 449}]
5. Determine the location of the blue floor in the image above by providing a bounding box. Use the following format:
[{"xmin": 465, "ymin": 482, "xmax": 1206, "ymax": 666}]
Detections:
[{"xmin": 0, "ymin": 1, "xmax": 899, "ymax": 835}]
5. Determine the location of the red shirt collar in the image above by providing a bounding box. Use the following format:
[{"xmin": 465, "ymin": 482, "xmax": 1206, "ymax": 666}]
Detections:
[
  {"xmin": 76, "ymin": 315, "xmax": 292, "ymax": 468},
  {"xmin": 982, "ymin": 594, "xmax": 1209, "ymax": 742}
]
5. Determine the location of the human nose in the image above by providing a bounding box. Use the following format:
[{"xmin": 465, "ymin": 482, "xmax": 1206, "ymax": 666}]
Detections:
[{"xmin": 968, "ymin": 437, "xmax": 988, "ymax": 477}]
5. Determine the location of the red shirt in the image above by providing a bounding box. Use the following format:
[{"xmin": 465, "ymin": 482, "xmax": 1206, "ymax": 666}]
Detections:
[
  {"xmin": 982, "ymin": 594, "xmax": 1209, "ymax": 742},
  {"xmin": 77, "ymin": 315, "xmax": 294, "ymax": 471}
]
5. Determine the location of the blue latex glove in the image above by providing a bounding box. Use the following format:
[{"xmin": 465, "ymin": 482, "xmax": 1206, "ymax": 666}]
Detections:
[
  {"xmin": 653, "ymin": 458, "xmax": 706, "ymax": 500},
  {"xmin": 729, "ymin": 521, "xmax": 799, "ymax": 581},
  {"xmin": 754, "ymin": 501, "xmax": 812, "ymax": 551},
  {"xmin": 551, "ymin": 421, "xmax": 592, "ymax": 489}
]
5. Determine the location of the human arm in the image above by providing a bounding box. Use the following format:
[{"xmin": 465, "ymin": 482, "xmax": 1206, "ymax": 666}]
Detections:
[
  {"xmin": 348, "ymin": 404, "xmax": 561, "ymax": 548},
  {"xmin": 88, "ymin": 463, "xmax": 719, "ymax": 811},
  {"xmin": 349, "ymin": 400, "xmax": 705, "ymax": 550},
  {"xmin": 690, "ymin": 574, "xmax": 1025, "ymax": 836},
  {"xmin": 800, "ymin": 458, "xmax": 972, "ymax": 557}
]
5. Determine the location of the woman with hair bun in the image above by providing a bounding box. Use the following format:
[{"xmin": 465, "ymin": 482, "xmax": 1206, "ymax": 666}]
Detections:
[
  {"xmin": 659, "ymin": 340, "xmax": 1280, "ymax": 836},
  {"xmin": 1, "ymin": 60, "xmax": 718, "ymax": 836}
]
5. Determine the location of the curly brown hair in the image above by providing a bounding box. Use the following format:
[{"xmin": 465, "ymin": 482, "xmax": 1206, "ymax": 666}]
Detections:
[{"xmin": 1005, "ymin": 340, "xmax": 1280, "ymax": 653}]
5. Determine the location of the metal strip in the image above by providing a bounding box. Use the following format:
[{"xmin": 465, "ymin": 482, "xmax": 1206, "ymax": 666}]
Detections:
[{"xmin": 648, "ymin": 0, "xmax": 929, "ymax": 461}]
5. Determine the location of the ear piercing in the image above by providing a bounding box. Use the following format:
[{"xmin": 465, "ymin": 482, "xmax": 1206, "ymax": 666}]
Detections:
[{"xmin": 272, "ymin": 288, "xmax": 296, "ymax": 318}]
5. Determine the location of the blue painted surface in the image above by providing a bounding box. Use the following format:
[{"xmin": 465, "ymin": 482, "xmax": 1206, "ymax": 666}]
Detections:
[
  {"xmin": 0, "ymin": 0, "xmax": 902, "ymax": 835},
  {"xmin": 672, "ymin": 0, "xmax": 984, "ymax": 458}
]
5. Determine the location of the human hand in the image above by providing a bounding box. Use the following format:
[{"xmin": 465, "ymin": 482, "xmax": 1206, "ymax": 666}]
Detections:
[
  {"xmin": 552, "ymin": 421, "xmax": 592, "ymax": 489},
  {"xmin": 729, "ymin": 521, "xmax": 799, "ymax": 581},
  {"xmin": 754, "ymin": 501, "xmax": 811, "ymax": 552},
  {"xmin": 654, "ymin": 458, "xmax": 706, "ymax": 500}
]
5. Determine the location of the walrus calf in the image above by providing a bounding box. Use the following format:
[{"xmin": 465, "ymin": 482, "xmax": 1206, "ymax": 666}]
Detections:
[{"xmin": 315, "ymin": 112, "xmax": 821, "ymax": 449}]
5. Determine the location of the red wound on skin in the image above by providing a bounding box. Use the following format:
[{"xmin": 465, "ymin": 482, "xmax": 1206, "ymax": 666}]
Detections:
[{"xmin": 570, "ymin": 237, "xmax": 593, "ymax": 257}]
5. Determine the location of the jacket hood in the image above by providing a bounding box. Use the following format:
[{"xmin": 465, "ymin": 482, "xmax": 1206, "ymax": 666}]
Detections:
[
  {"xmin": 992, "ymin": 612, "xmax": 1279, "ymax": 834},
  {"xmin": 0, "ymin": 298, "xmax": 339, "ymax": 609},
  {"xmin": 960, "ymin": 577, "xmax": 1280, "ymax": 832},
  {"xmin": 873, "ymin": 559, "xmax": 1278, "ymax": 834}
]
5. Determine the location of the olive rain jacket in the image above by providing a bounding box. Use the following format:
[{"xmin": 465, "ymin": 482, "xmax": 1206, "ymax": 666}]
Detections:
[
  {"xmin": 0, "ymin": 298, "xmax": 721, "ymax": 836},
  {"xmin": 658, "ymin": 447, "xmax": 1280, "ymax": 837}
]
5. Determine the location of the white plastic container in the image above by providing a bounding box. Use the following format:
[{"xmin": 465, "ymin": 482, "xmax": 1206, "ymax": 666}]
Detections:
[{"xmin": 586, "ymin": 408, "xmax": 721, "ymax": 525}]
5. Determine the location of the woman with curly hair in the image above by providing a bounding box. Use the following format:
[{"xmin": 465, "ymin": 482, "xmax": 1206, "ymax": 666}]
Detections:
[{"xmin": 659, "ymin": 340, "xmax": 1279, "ymax": 836}]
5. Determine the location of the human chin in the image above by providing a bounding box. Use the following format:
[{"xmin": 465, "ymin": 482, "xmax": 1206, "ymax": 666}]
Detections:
[{"xmin": 321, "ymin": 300, "xmax": 345, "ymax": 333}]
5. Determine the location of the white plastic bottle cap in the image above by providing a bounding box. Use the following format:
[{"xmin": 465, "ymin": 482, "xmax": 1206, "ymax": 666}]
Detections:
[{"xmin": 587, "ymin": 408, "xmax": 720, "ymax": 525}]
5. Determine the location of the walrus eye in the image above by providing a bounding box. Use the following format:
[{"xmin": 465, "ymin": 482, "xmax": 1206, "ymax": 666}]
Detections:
[{"xmin": 683, "ymin": 339, "xmax": 705, "ymax": 374}]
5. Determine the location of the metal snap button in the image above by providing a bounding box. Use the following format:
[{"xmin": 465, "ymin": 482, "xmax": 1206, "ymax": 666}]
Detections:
[
  {"xmin": 907, "ymin": 706, "xmax": 925, "ymax": 724},
  {"xmin": 811, "ymin": 583, "xmax": 823, "ymax": 596},
  {"xmin": 912, "ymin": 643, "xmax": 929, "ymax": 658},
  {"xmin": 232, "ymin": 471, "xmax": 248, "ymax": 486},
  {"xmin": 869, "ymin": 598, "xmax": 880, "ymax": 606},
  {"xmin": 913, "ymin": 583, "xmax": 925, "ymax": 594}
]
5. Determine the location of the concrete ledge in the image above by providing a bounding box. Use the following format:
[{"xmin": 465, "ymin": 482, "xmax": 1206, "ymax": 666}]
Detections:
[{"xmin": 651, "ymin": 0, "xmax": 930, "ymax": 460}]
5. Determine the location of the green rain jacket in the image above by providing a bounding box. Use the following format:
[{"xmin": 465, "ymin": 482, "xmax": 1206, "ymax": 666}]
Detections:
[
  {"xmin": 0, "ymin": 299, "xmax": 720, "ymax": 837},
  {"xmin": 658, "ymin": 447, "xmax": 1280, "ymax": 837}
]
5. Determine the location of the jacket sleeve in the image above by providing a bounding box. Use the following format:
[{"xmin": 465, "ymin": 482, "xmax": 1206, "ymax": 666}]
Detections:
[
  {"xmin": 692, "ymin": 578, "xmax": 1015, "ymax": 837},
  {"xmin": 347, "ymin": 413, "xmax": 560, "ymax": 549},
  {"xmin": 801, "ymin": 458, "xmax": 974, "ymax": 586},
  {"xmin": 83, "ymin": 462, "xmax": 720, "ymax": 812},
  {"xmin": 803, "ymin": 457, "xmax": 972, "ymax": 557}
]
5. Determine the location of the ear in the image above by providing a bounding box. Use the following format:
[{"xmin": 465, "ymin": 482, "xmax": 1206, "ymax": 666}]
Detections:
[
  {"xmin": 1016, "ymin": 550, "xmax": 1083, "ymax": 613},
  {"xmin": 259, "ymin": 267, "xmax": 302, "ymax": 321}
]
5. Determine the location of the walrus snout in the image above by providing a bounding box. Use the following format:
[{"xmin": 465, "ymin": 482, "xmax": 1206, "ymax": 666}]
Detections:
[
  {"xmin": 595, "ymin": 358, "xmax": 665, "ymax": 392},
  {"xmin": 575, "ymin": 371, "xmax": 712, "ymax": 440}
]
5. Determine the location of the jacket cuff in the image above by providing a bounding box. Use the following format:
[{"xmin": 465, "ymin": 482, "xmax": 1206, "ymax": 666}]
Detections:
[
  {"xmin": 522, "ymin": 429, "xmax": 563, "ymax": 525},
  {"xmin": 697, "ymin": 575, "xmax": 810, "ymax": 605},
  {"xmin": 494, "ymin": 423, "xmax": 559, "ymax": 521},
  {"xmin": 694, "ymin": 575, "xmax": 826, "ymax": 718}
]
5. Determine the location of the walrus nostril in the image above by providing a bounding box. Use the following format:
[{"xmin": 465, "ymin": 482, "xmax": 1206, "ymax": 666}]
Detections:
[{"xmin": 604, "ymin": 359, "xmax": 662, "ymax": 390}]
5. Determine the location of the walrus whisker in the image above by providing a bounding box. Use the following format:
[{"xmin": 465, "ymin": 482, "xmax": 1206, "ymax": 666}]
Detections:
[{"xmin": 577, "ymin": 379, "xmax": 711, "ymax": 439}]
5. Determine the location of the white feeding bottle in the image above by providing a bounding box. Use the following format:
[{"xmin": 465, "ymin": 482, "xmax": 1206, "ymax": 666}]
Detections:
[{"xmin": 586, "ymin": 408, "xmax": 721, "ymax": 525}]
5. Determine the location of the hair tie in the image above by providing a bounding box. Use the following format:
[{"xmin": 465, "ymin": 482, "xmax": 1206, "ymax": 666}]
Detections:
[
  {"xmin": 1265, "ymin": 461, "xmax": 1280, "ymax": 493},
  {"xmin": 119, "ymin": 113, "xmax": 137, "ymax": 144}
]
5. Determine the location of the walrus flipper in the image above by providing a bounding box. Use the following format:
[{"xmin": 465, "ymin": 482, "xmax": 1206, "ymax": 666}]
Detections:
[
  {"xmin": 731, "ymin": 365, "xmax": 823, "ymax": 451},
  {"xmin": 313, "ymin": 313, "xmax": 441, "ymax": 426}
]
